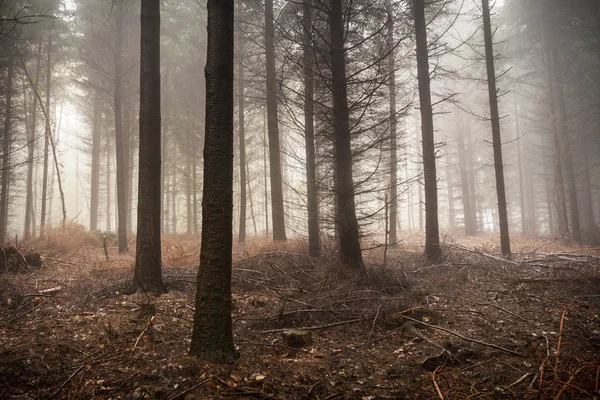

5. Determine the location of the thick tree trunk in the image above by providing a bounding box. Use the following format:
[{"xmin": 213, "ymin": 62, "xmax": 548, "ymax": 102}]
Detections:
[
  {"xmin": 134, "ymin": 0, "xmax": 166, "ymax": 293},
  {"xmin": 482, "ymin": 0, "xmax": 511, "ymax": 256},
  {"xmin": 24, "ymin": 39, "xmax": 42, "ymax": 239},
  {"xmin": 414, "ymin": 0, "xmax": 440, "ymax": 259},
  {"xmin": 114, "ymin": 0, "xmax": 128, "ymax": 252},
  {"xmin": 190, "ymin": 0, "xmax": 238, "ymax": 364},
  {"xmin": 303, "ymin": 0, "xmax": 320, "ymax": 257},
  {"xmin": 237, "ymin": 22, "xmax": 247, "ymax": 243},
  {"xmin": 330, "ymin": 0, "xmax": 363, "ymax": 269},
  {"xmin": 264, "ymin": 0, "xmax": 286, "ymax": 241},
  {"xmin": 90, "ymin": 90, "xmax": 101, "ymax": 231},
  {"xmin": 0, "ymin": 60, "xmax": 13, "ymax": 244}
]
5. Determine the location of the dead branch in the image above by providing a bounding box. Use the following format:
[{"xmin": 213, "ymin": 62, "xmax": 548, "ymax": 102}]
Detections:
[
  {"xmin": 262, "ymin": 317, "xmax": 364, "ymax": 333},
  {"xmin": 131, "ymin": 315, "xmax": 155, "ymax": 357},
  {"xmin": 167, "ymin": 378, "xmax": 211, "ymax": 400},
  {"xmin": 399, "ymin": 315, "xmax": 526, "ymax": 357},
  {"xmin": 48, "ymin": 365, "xmax": 84, "ymax": 399}
]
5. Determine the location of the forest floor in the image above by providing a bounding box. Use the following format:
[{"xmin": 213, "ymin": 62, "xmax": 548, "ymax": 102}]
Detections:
[{"xmin": 1, "ymin": 225, "xmax": 599, "ymax": 400}]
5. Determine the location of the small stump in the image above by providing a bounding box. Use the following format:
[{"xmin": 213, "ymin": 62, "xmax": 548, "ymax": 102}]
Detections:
[{"xmin": 283, "ymin": 329, "xmax": 312, "ymax": 348}]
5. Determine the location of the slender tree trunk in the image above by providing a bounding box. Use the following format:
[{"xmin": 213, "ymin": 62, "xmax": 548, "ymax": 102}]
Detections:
[
  {"xmin": 330, "ymin": 0, "xmax": 363, "ymax": 269},
  {"xmin": 171, "ymin": 149, "xmax": 177, "ymax": 233},
  {"xmin": 514, "ymin": 95, "xmax": 526, "ymax": 235},
  {"xmin": 386, "ymin": 0, "xmax": 398, "ymax": 246},
  {"xmin": 40, "ymin": 34, "xmax": 52, "ymax": 233},
  {"xmin": 193, "ymin": 144, "xmax": 199, "ymax": 234},
  {"xmin": 134, "ymin": 0, "xmax": 166, "ymax": 293},
  {"xmin": 106, "ymin": 132, "xmax": 112, "ymax": 232},
  {"xmin": 247, "ymin": 162, "xmax": 257, "ymax": 235},
  {"xmin": 237, "ymin": 21, "xmax": 247, "ymax": 243},
  {"xmin": 414, "ymin": 0, "xmax": 440, "ymax": 259},
  {"xmin": 541, "ymin": 10, "xmax": 569, "ymax": 237},
  {"xmin": 24, "ymin": 39, "xmax": 42, "ymax": 239},
  {"xmin": 482, "ymin": 0, "xmax": 511, "ymax": 256},
  {"xmin": 124, "ymin": 97, "xmax": 133, "ymax": 236},
  {"xmin": 90, "ymin": 90, "xmax": 101, "ymax": 231},
  {"xmin": 161, "ymin": 70, "xmax": 168, "ymax": 233},
  {"xmin": 263, "ymin": 108, "xmax": 269, "ymax": 237},
  {"xmin": 546, "ymin": 8, "xmax": 581, "ymax": 243},
  {"xmin": 446, "ymin": 157, "xmax": 455, "ymax": 231},
  {"xmin": 190, "ymin": 0, "xmax": 238, "ymax": 364},
  {"xmin": 303, "ymin": 0, "xmax": 320, "ymax": 257},
  {"xmin": 264, "ymin": 0, "xmax": 286, "ymax": 241},
  {"xmin": 186, "ymin": 152, "xmax": 192, "ymax": 233},
  {"xmin": 114, "ymin": 0, "xmax": 128, "ymax": 252},
  {"xmin": 416, "ymin": 122, "xmax": 424, "ymax": 232},
  {"xmin": 0, "ymin": 60, "xmax": 13, "ymax": 244},
  {"xmin": 455, "ymin": 116, "xmax": 476, "ymax": 236}
]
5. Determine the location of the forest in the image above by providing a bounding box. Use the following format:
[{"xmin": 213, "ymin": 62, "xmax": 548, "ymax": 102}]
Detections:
[{"xmin": 0, "ymin": 0, "xmax": 599, "ymax": 398}]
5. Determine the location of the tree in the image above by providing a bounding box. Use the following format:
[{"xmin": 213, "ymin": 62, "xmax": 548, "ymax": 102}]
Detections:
[
  {"xmin": 481, "ymin": 0, "xmax": 510, "ymax": 256},
  {"xmin": 387, "ymin": 0, "xmax": 398, "ymax": 246},
  {"xmin": 237, "ymin": 5, "xmax": 247, "ymax": 243},
  {"xmin": 90, "ymin": 89, "xmax": 101, "ymax": 232},
  {"xmin": 0, "ymin": 53, "xmax": 13, "ymax": 244},
  {"xmin": 264, "ymin": 0, "xmax": 286, "ymax": 241},
  {"xmin": 133, "ymin": 0, "xmax": 166, "ymax": 294},
  {"xmin": 414, "ymin": 0, "xmax": 440, "ymax": 260},
  {"xmin": 329, "ymin": 0, "xmax": 363, "ymax": 269},
  {"xmin": 303, "ymin": 0, "xmax": 320, "ymax": 258},
  {"xmin": 190, "ymin": 0, "xmax": 238, "ymax": 364}
]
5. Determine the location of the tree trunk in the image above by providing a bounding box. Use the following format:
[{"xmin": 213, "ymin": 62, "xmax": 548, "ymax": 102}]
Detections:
[
  {"xmin": 482, "ymin": 0, "xmax": 511, "ymax": 256},
  {"xmin": 40, "ymin": 34, "xmax": 51, "ymax": 233},
  {"xmin": 546, "ymin": 6, "xmax": 582, "ymax": 243},
  {"xmin": 387, "ymin": 0, "xmax": 397, "ymax": 246},
  {"xmin": 90, "ymin": 90, "xmax": 101, "ymax": 231},
  {"xmin": 171, "ymin": 150, "xmax": 177, "ymax": 233},
  {"xmin": 514, "ymin": 95, "xmax": 526, "ymax": 235},
  {"xmin": 540, "ymin": 8, "xmax": 569, "ymax": 237},
  {"xmin": 161, "ymin": 70, "xmax": 168, "ymax": 233},
  {"xmin": 190, "ymin": 0, "xmax": 238, "ymax": 364},
  {"xmin": 186, "ymin": 152, "xmax": 192, "ymax": 233},
  {"xmin": 237, "ymin": 20, "xmax": 247, "ymax": 243},
  {"xmin": 114, "ymin": 0, "xmax": 128, "ymax": 252},
  {"xmin": 0, "ymin": 60, "xmax": 13, "ymax": 244},
  {"xmin": 263, "ymin": 108, "xmax": 269, "ymax": 237},
  {"xmin": 193, "ymin": 144, "xmax": 199, "ymax": 234},
  {"xmin": 303, "ymin": 0, "xmax": 320, "ymax": 257},
  {"xmin": 24, "ymin": 39, "xmax": 42, "ymax": 239},
  {"xmin": 455, "ymin": 116, "xmax": 476, "ymax": 236},
  {"xmin": 134, "ymin": 0, "xmax": 166, "ymax": 294},
  {"xmin": 446, "ymin": 157, "xmax": 455, "ymax": 231},
  {"xmin": 414, "ymin": 0, "xmax": 440, "ymax": 260},
  {"xmin": 330, "ymin": 0, "xmax": 363, "ymax": 269},
  {"xmin": 106, "ymin": 127, "xmax": 112, "ymax": 232},
  {"xmin": 123, "ymin": 97, "xmax": 133, "ymax": 236},
  {"xmin": 264, "ymin": 0, "xmax": 286, "ymax": 241}
]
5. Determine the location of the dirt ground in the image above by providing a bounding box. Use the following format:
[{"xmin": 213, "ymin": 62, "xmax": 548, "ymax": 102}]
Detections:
[{"xmin": 1, "ymin": 226, "xmax": 599, "ymax": 399}]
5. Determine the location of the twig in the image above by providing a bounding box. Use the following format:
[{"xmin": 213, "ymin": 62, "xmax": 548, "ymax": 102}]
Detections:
[
  {"xmin": 48, "ymin": 365, "xmax": 84, "ymax": 399},
  {"xmin": 167, "ymin": 378, "xmax": 210, "ymax": 400},
  {"xmin": 131, "ymin": 316, "xmax": 155, "ymax": 357},
  {"xmin": 262, "ymin": 317, "xmax": 364, "ymax": 333},
  {"xmin": 432, "ymin": 367, "xmax": 444, "ymax": 399},
  {"xmin": 400, "ymin": 315, "xmax": 525, "ymax": 357},
  {"xmin": 363, "ymin": 304, "xmax": 383, "ymax": 345},
  {"xmin": 506, "ymin": 372, "xmax": 532, "ymax": 388},
  {"xmin": 462, "ymin": 298, "xmax": 529, "ymax": 323},
  {"xmin": 554, "ymin": 308, "xmax": 568, "ymax": 376}
]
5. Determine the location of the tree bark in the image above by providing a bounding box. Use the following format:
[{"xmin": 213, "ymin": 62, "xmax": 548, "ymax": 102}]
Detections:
[
  {"xmin": 455, "ymin": 116, "xmax": 476, "ymax": 236},
  {"xmin": 24, "ymin": 39, "xmax": 42, "ymax": 239},
  {"xmin": 40, "ymin": 34, "xmax": 51, "ymax": 233},
  {"xmin": 237, "ymin": 18, "xmax": 247, "ymax": 243},
  {"xmin": 0, "ymin": 59, "xmax": 13, "ymax": 244},
  {"xmin": 264, "ymin": 0, "xmax": 286, "ymax": 241},
  {"xmin": 329, "ymin": 0, "xmax": 363, "ymax": 269},
  {"xmin": 482, "ymin": 0, "xmax": 511, "ymax": 256},
  {"xmin": 387, "ymin": 0, "xmax": 397, "ymax": 246},
  {"xmin": 90, "ymin": 90, "xmax": 101, "ymax": 231},
  {"xmin": 303, "ymin": 0, "xmax": 320, "ymax": 257},
  {"xmin": 190, "ymin": 0, "xmax": 238, "ymax": 364},
  {"xmin": 134, "ymin": 0, "xmax": 166, "ymax": 294},
  {"xmin": 414, "ymin": 0, "xmax": 440, "ymax": 259},
  {"xmin": 114, "ymin": 0, "xmax": 128, "ymax": 252}
]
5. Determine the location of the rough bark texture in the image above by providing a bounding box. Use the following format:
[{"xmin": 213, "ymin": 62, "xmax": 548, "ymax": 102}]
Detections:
[
  {"xmin": 482, "ymin": 0, "xmax": 511, "ymax": 256},
  {"xmin": 190, "ymin": 0, "xmax": 238, "ymax": 364},
  {"xmin": 330, "ymin": 0, "xmax": 363, "ymax": 269},
  {"xmin": 303, "ymin": 0, "xmax": 320, "ymax": 258},
  {"xmin": 133, "ymin": 0, "xmax": 166, "ymax": 294},
  {"xmin": 264, "ymin": 0, "xmax": 286, "ymax": 241},
  {"xmin": 414, "ymin": 0, "xmax": 440, "ymax": 260},
  {"xmin": 0, "ymin": 60, "xmax": 13, "ymax": 244},
  {"xmin": 387, "ymin": 0, "xmax": 397, "ymax": 246},
  {"xmin": 114, "ymin": 0, "xmax": 128, "ymax": 252},
  {"xmin": 90, "ymin": 90, "xmax": 101, "ymax": 232}
]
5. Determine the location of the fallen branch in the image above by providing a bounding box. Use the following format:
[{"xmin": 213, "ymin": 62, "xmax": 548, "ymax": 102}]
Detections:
[
  {"xmin": 399, "ymin": 315, "xmax": 525, "ymax": 357},
  {"xmin": 262, "ymin": 317, "xmax": 364, "ymax": 334},
  {"xmin": 131, "ymin": 316, "xmax": 155, "ymax": 357},
  {"xmin": 167, "ymin": 378, "xmax": 210, "ymax": 400},
  {"xmin": 48, "ymin": 365, "xmax": 84, "ymax": 399}
]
